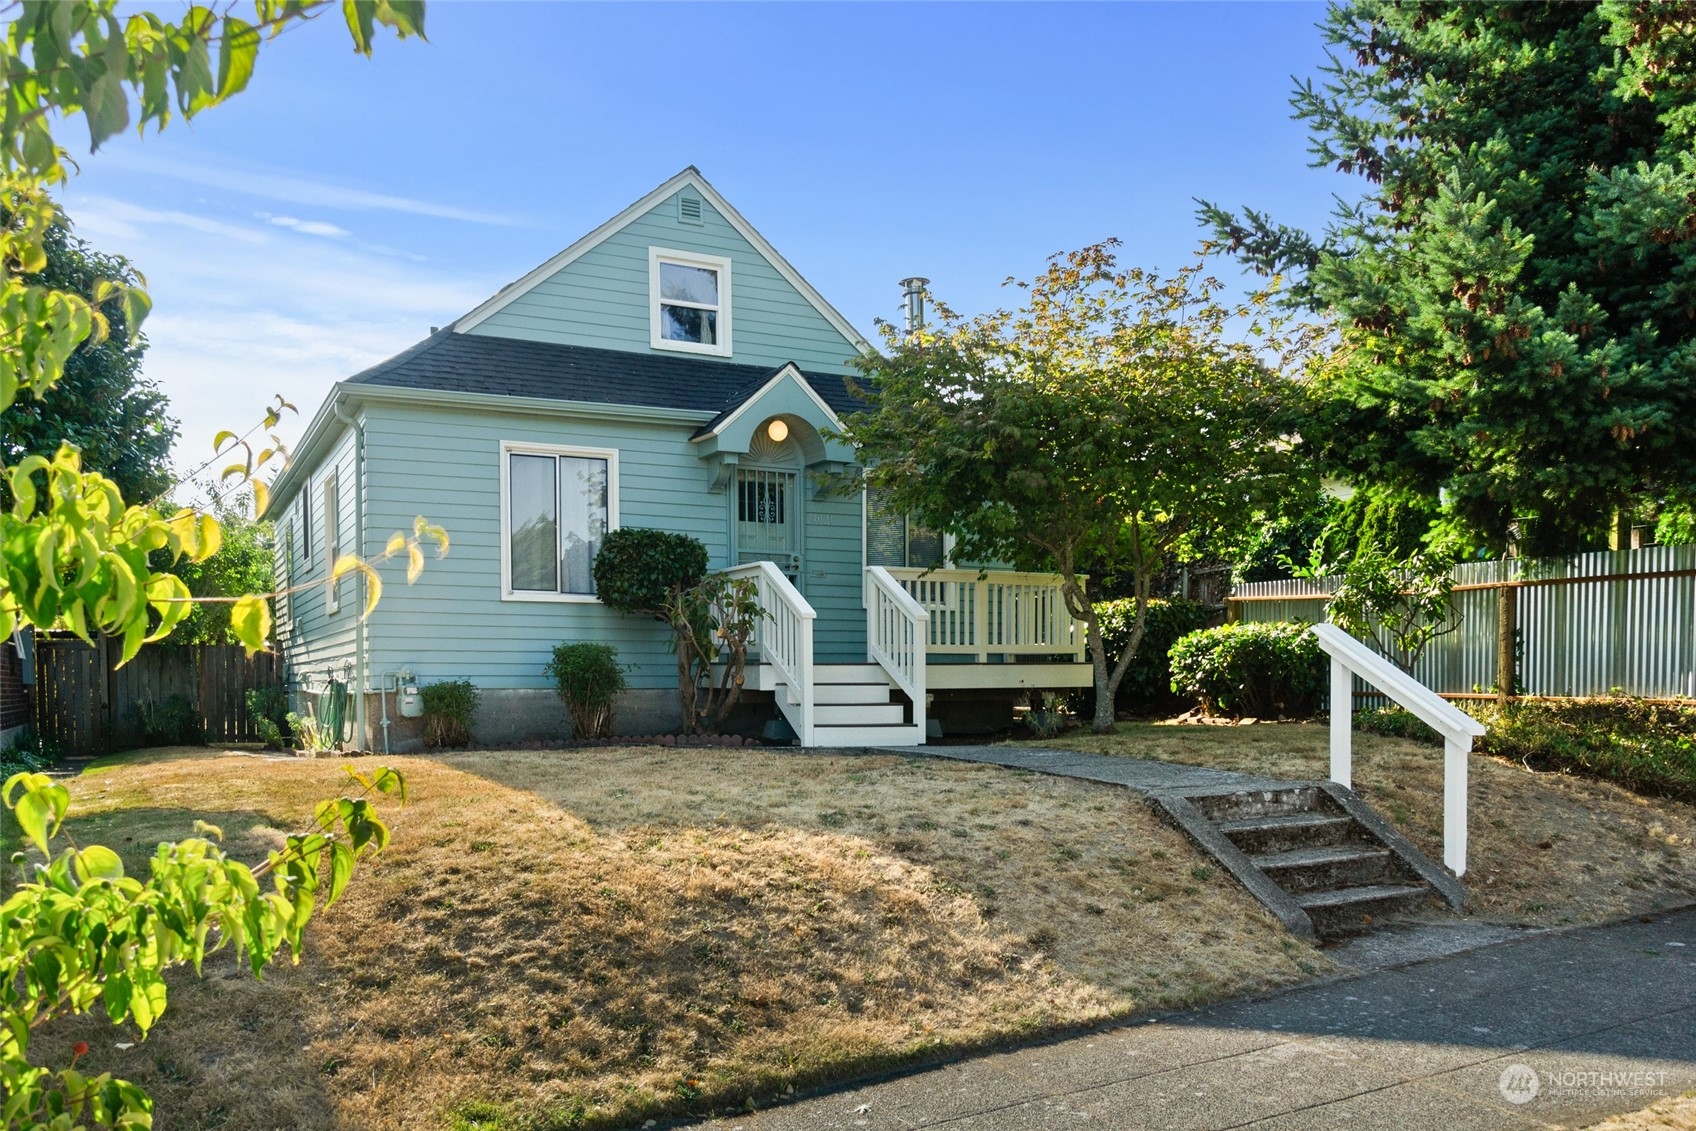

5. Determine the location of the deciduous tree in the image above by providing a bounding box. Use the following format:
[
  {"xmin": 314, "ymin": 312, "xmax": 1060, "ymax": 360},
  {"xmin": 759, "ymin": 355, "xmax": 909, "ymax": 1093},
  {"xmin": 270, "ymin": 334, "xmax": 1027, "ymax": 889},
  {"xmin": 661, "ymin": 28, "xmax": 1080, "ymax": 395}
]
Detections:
[{"xmin": 841, "ymin": 244, "xmax": 1318, "ymax": 733}]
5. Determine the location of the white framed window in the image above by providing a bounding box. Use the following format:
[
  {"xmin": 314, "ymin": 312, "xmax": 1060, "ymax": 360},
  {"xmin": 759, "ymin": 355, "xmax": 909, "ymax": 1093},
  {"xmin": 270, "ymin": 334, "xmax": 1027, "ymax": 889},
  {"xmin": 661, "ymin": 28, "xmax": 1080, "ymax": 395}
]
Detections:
[
  {"xmin": 649, "ymin": 247, "xmax": 731, "ymax": 357},
  {"xmin": 499, "ymin": 441, "xmax": 619, "ymax": 602},
  {"xmin": 300, "ymin": 475, "xmax": 312, "ymax": 569},
  {"xmin": 323, "ymin": 474, "xmax": 341, "ymax": 613}
]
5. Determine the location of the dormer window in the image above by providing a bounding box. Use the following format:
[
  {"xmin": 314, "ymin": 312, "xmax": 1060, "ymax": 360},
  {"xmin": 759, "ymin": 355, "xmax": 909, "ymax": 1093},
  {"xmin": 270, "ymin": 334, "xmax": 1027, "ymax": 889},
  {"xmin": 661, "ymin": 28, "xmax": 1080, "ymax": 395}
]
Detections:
[{"xmin": 650, "ymin": 247, "xmax": 731, "ymax": 356}]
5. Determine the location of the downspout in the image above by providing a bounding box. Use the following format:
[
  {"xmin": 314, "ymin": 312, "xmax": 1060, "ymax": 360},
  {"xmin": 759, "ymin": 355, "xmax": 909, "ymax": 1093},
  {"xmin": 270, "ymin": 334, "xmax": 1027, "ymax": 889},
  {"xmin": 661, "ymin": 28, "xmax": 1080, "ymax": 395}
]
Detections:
[{"xmin": 332, "ymin": 397, "xmax": 368, "ymax": 751}]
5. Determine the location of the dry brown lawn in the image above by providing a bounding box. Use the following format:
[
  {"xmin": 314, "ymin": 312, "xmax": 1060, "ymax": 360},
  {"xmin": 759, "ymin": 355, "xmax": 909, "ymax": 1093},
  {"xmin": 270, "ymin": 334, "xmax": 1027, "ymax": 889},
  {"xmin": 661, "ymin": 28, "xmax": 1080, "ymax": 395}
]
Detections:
[
  {"xmin": 26, "ymin": 744, "xmax": 1326, "ymax": 1131},
  {"xmin": 1585, "ymin": 1092, "xmax": 1696, "ymax": 1130},
  {"xmin": 1036, "ymin": 723, "xmax": 1696, "ymax": 927}
]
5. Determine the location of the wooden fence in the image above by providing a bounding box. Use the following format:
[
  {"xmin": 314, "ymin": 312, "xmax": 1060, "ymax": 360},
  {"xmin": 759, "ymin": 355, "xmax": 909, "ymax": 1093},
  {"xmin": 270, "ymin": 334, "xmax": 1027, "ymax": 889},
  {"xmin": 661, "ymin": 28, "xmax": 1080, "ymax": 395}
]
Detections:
[
  {"xmin": 33, "ymin": 637, "xmax": 284, "ymax": 756},
  {"xmin": 1229, "ymin": 544, "xmax": 1696, "ymax": 702}
]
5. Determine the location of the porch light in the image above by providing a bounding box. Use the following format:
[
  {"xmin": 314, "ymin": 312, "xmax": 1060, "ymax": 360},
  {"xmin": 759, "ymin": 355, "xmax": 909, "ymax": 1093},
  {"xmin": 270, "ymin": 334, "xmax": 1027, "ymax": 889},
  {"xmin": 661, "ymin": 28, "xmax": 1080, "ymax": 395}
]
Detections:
[{"xmin": 766, "ymin": 419, "xmax": 789, "ymax": 443}]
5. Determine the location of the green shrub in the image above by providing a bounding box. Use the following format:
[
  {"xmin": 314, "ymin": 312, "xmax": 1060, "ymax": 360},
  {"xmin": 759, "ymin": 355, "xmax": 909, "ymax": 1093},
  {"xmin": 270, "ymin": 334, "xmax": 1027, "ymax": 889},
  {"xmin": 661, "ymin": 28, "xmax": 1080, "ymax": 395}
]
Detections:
[
  {"xmin": 546, "ymin": 642, "xmax": 627, "ymax": 739},
  {"xmin": 1092, "ymin": 598, "xmax": 1215, "ymax": 715},
  {"xmin": 0, "ymin": 730, "xmax": 55, "ymax": 777},
  {"xmin": 131, "ymin": 693, "xmax": 206, "ymax": 746},
  {"xmin": 421, "ymin": 679, "xmax": 480, "ymax": 749},
  {"xmin": 1354, "ymin": 705, "xmax": 1441, "ymax": 745},
  {"xmin": 246, "ymin": 686, "xmax": 292, "ymax": 749},
  {"xmin": 1470, "ymin": 697, "xmax": 1696, "ymax": 804},
  {"xmin": 1168, "ymin": 621, "xmax": 1324, "ymax": 718},
  {"xmin": 592, "ymin": 527, "xmax": 709, "ymax": 616}
]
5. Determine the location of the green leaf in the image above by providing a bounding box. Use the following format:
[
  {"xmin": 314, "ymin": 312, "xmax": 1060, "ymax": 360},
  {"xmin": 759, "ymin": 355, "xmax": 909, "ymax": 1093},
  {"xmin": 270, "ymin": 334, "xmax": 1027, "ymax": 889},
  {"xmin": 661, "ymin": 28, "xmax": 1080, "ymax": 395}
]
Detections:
[
  {"xmin": 11, "ymin": 778, "xmax": 69, "ymax": 854},
  {"xmin": 216, "ymin": 16, "xmax": 259, "ymax": 100},
  {"xmin": 230, "ymin": 594, "xmax": 272, "ymax": 655},
  {"xmin": 328, "ymin": 840, "xmax": 354, "ymax": 905},
  {"xmin": 73, "ymin": 844, "xmax": 126, "ymax": 884}
]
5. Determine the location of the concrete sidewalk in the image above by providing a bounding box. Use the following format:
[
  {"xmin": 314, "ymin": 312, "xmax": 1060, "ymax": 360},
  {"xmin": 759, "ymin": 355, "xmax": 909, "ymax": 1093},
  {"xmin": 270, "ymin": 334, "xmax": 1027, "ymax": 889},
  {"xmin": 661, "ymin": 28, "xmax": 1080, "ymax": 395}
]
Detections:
[
  {"xmin": 874, "ymin": 743, "xmax": 1292, "ymax": 796},
  {"xmin": 684, "ymin": 907, "xmax": 1696, "ymax": 1130}
]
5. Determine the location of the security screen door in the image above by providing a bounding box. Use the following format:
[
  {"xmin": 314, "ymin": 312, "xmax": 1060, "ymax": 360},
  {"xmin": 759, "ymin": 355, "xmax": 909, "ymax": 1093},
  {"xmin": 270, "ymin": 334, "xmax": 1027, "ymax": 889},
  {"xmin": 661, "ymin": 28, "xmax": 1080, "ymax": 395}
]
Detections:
[{"xmin": 735, "ymin": 466, "xmax": 800, "ymax": 582}]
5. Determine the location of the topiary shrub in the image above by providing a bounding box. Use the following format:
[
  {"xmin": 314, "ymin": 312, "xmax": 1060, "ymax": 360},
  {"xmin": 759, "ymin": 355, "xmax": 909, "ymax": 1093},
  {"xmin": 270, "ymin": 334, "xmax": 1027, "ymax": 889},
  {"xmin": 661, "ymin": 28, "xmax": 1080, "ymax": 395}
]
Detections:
[
  {"xmin": 1093, "ymin": 597, "xmax": 1215, "ymax": 715},
  {"xmin": 546, "ymin": 642, "xmax": 627, "ymax": 739},
  {"xmin": 593, "ymin": 528, "xmax": 760, "ymax": 734},
  {"xmin": 1169, "ymin": 621, "xmax": 1324, "ymax": 718},
  {"xmin": 421, "ymin": 678, "xmax": 480, "ymax": 749}
]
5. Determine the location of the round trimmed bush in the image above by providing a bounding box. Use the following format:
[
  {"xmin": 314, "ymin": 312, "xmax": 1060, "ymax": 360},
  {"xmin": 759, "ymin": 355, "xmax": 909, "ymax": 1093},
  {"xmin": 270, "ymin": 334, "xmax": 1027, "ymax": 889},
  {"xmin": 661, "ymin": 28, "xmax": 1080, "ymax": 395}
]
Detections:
[
  {"xmin": 1168, "ymin": 621, "xmax": 1324, "ymax": 718},
  {"xmin": 592, "ymin": 527, "xmax": 709, "ymax": 616}
]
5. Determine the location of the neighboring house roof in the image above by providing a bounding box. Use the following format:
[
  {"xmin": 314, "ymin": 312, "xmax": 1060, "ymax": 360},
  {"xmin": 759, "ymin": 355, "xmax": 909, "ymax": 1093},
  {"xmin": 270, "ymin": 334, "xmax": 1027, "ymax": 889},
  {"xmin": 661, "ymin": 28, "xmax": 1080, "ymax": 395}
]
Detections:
[
  {"xmin": 346, "ymin": 328, "xmax": 866, "ymax": 419},
  {"xmin": 451, "ymin": 166, "xmax": 873, "ymax": 354}
]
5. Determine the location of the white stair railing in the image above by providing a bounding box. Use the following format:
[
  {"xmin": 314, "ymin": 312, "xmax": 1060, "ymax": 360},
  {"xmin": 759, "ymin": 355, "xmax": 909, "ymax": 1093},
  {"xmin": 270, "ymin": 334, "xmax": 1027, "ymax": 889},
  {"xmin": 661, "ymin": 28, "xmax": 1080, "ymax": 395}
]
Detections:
[
  {"xmin": 725, "ymin": 560, "xmax": 815, "ymax": 745},
  {"xmin": 1311, "ymin": 622, "xmax": 1486, "ymax": 876},
  {"xmin": 884, "ymin": 567, "xmax": 1087, "ymax": 661},
  {"xmin": 865, "ymin": 567, "xmax": 929, "ymax": 721}
]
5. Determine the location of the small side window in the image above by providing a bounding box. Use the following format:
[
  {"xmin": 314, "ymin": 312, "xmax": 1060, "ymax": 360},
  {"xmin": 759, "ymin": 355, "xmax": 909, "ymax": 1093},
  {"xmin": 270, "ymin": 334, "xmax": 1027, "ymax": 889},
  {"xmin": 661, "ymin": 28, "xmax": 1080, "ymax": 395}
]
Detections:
[{"xmin": 323, "ymin": 474, "xmax": 341, "ymax": 613}]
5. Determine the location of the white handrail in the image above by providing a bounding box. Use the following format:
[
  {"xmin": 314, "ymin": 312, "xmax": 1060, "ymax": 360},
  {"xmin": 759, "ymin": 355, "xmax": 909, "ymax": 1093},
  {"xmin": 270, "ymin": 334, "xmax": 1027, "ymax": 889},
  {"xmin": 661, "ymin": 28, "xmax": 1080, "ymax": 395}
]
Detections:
[
  {"xmin": 865, "ymin": 566, "xmax": 929, "ymax": 707},
  {"xmin": 724, "ymin": 561, "xmax": 816, "ymax": 744},
  {"xmin": 1310, "ymin": 622, "xmax": 1486, "ymax": 876}
]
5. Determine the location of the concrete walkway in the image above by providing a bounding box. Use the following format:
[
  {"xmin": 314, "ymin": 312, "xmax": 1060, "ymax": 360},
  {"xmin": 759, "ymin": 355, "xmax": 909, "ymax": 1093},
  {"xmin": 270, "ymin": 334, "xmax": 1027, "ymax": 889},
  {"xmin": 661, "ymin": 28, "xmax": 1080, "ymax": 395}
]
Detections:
[
  {"xmin": 685, "ymin": 906, "xmax": 1696, "ymax": 1130},
  {"xmin": 876, "ymin": 743, "xmax": 1291, "ymax": 795}
]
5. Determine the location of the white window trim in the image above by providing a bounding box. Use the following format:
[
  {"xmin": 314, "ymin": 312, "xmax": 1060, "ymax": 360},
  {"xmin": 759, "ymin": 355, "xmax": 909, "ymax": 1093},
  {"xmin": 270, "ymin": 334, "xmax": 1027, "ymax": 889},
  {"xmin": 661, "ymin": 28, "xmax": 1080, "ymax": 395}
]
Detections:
[
  {"xmin": 649, "ymin": 246, "xmax": 731, "ymax": 357},
  {"xmin": 498, "ymin": 440, "xmax": 621, "ymax": 604},
  {"xmin": 323, "ymin": 473, "xmax": 341, "ymax": 614},
  {"xmin": 300, "ymin": 476, "xmax": 312, "ymax": 571}
]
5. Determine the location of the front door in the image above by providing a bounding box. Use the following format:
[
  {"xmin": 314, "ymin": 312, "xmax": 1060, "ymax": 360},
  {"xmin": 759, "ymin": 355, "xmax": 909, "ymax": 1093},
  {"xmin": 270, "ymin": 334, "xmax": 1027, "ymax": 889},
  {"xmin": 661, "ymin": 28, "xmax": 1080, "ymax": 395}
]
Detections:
[{"xmin": 736, "ymin": 466, "xmax": 801, "ymax": 583}]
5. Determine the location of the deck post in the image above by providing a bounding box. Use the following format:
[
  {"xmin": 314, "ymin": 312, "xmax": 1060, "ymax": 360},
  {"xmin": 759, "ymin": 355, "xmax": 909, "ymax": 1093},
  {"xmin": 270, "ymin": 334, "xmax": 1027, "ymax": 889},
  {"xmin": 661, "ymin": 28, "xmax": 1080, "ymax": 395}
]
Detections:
[
  {"xmin": 1329, "ymin": 656, "xmax": 1352, "ymax": 788},
  {"xmin": 1444, "ymin": 735, "xmax": 1469, "ymax": 876}
]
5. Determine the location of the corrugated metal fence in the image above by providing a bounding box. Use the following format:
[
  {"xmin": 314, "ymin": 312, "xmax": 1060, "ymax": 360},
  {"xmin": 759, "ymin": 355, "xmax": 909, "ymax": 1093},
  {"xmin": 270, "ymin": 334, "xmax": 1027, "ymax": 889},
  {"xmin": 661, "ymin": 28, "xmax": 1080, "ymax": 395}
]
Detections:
[{"xmin": 1230, "ymin": 545, "xmax": 1696, "ymax": 701}]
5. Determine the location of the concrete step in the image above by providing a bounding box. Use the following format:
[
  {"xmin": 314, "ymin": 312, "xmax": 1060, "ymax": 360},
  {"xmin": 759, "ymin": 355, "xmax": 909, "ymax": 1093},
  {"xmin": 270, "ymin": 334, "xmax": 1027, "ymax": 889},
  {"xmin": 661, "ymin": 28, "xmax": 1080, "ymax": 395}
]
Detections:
[
  {"xmin": 811, "ymin": 723, "xmax": 925, "ymax": 747},
  {"xmin": 813, "ymin": 682, "xmax": 895, "ymax": 705},
  {"xmin": 1294, "ymin": 883, "xmax": 1431, "ymax": 937},
  {"xmin": 1252, "ymin": 845, "xmax": 1395, "ymax": 893},
  {"xmin": 815, "ymin": 702, "xmax": 907, "ymax": 726},
  {"xmin": 1218, "ymin": 812, "xmax": 1358, "ymax": 855},
  {"xmin": 1190, "ymin": 786, "xmax": 1325, "ymax": 823}
]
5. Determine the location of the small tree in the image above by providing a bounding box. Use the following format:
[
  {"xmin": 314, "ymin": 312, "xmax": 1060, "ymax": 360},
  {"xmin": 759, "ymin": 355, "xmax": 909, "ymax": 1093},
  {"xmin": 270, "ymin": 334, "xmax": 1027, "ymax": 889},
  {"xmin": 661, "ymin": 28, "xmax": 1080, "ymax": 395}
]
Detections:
[
  {"xmin": 841, "ymin": 244, "xmax": 1318, "ymax": 732},
  {"xmin": 1326, "ymin": 548, "xmax": 1460, "ymax": 674},
  {"xmin": 592, "ymin": 529, "xmax": 761, "ymax": 734}
]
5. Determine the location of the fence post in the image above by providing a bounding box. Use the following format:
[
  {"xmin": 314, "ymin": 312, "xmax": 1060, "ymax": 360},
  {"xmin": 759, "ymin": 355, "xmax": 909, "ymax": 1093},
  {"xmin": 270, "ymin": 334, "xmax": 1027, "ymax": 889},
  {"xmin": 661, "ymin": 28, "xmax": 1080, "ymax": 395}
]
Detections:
[{"xmin": 1496, "ymin": 583, "xmax": 1517, "ymax": 705}]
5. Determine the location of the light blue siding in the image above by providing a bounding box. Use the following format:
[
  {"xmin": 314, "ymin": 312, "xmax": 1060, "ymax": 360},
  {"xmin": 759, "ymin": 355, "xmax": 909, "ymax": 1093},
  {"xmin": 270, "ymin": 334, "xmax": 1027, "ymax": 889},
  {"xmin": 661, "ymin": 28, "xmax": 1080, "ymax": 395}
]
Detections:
[
  {"xmin": 355, "ymin": 399, "xmax": 869, "ymax": 692},
  {"xmin": 468, "ymin": 190, "xmax": 863, "ymax": 378},
  {"xmin": 273, "ymin": 425, "xmax": 361, "ymax": 688}
]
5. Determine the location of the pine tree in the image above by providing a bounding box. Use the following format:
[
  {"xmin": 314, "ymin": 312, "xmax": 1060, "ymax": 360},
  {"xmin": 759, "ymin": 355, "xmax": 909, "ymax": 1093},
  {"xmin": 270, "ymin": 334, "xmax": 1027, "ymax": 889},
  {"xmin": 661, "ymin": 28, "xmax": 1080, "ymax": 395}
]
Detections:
[{"xmin": 1201, "ymin": 2, "xmax": 1696, "ymax": 556}]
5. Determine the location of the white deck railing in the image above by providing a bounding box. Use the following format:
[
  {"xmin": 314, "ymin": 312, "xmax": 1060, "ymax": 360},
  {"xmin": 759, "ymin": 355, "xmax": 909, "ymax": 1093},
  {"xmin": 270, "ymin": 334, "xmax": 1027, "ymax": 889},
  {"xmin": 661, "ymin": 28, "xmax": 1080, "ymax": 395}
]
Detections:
[
  {"xmin": 884, "ymin": 568, "xmax": 1087, "ymax": 662},
  {"xmin": 725, "ymin": 560, "xmax": 815, "ymax": 745},
  {"xmin": 865, "ymin": 566, "xmax": 929, "ymax": 704},
  {"xmin": 1311, "ymin": 622, "xmax": 1487, "ymax": 876}
]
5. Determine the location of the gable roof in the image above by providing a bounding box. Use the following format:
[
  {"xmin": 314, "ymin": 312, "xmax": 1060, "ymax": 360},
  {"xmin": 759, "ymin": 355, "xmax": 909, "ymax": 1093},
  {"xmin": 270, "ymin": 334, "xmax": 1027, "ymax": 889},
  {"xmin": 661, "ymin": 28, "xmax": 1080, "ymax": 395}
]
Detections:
[
  {"xmin": 345, "ymin": 329, "xmax": 865, "ymax": 418},
  {"xmin": 452, "ymin": 167, "xmax": 873, "ymax": 353},
  {"xmin": 691, "ymin": 363, "xmax": 844, "ymax": 440}
]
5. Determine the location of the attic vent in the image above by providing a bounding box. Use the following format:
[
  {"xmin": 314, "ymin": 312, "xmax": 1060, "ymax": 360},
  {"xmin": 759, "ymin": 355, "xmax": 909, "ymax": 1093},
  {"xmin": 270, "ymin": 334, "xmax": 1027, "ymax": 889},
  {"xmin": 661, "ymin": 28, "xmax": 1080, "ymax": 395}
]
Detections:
[{"xmin": 678, "ymin": 195, "xmax": 704, "ymax": 225}]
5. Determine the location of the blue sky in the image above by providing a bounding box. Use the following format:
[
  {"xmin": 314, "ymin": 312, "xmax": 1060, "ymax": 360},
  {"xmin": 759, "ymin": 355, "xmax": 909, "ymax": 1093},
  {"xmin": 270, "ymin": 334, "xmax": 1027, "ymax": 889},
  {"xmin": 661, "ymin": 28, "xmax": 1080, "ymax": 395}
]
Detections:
[{"xmin": 57, "ymin": 1, "xmax": 1344, "ymax": 478}]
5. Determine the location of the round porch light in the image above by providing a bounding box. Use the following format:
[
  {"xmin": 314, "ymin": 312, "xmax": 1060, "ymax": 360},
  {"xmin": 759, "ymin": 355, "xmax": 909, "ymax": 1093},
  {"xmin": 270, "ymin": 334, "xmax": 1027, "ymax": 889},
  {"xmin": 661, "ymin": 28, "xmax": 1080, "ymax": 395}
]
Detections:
[{"xmin": 766, "ymin": 419, "xmax": 790, "ymax": 443}]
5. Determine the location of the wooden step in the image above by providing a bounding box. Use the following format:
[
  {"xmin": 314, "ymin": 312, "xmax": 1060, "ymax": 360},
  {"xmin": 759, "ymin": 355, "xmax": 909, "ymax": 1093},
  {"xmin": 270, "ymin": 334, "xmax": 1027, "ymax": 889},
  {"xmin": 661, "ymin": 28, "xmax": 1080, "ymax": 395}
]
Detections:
[
  {"xmin": 811, "ymin": 664, "xmax": 892, "ymax": 683},
  {"xmin": 811, "ymin": 723, "xmax": 926, "ymax": 747},
  {"xmin": 815, "ymin": 702, "xmax": 906, "ymax": 726},
  {"xmin": 1217, "ymin": 812, "xmax": 1357, "ymax": 854},
  {"xmin": 813, "ymin": 682, "xmax": 895, "ymax": 706},
  {"xmin": 1252, "ymin": 844, "xmax": 1394, "ymax": 893}
]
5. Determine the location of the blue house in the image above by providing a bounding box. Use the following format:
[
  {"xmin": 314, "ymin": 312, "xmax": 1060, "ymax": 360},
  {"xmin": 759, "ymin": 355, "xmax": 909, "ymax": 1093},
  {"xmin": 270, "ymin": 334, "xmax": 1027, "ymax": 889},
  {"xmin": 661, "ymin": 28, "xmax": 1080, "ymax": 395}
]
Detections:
[{"xmin": 270, "ymin": 168, "xmax": 1089, "ymax": 751}]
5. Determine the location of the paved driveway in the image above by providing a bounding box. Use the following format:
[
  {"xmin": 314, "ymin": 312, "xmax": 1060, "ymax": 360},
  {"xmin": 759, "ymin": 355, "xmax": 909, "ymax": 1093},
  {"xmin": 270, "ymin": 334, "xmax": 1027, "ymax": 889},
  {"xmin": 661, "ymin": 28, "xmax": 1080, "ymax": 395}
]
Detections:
[{"xmin": 686, "ymin": 907, "xmax": 1696, "ymax": 1130}]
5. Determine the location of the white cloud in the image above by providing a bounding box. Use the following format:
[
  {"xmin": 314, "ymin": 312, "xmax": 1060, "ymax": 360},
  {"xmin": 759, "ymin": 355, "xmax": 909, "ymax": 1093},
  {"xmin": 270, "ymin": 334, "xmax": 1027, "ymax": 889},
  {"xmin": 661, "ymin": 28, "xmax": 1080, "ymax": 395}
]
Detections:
[
  {"xmin": 102, "ymin": 149, "xmax": 518, "ymax": 226},
  {"xmin": 268, "ymin": 215, "xmax": 352, "ymax": 239},
  {"xmin": 72, "ymin": 196, "xmax": 268, "ymax": 245}
]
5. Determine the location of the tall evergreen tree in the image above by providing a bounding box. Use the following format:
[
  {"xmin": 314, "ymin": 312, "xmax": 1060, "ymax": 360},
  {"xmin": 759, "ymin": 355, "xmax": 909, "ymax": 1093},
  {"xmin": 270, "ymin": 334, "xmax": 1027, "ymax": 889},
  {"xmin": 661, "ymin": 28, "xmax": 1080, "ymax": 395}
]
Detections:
[
  {"xmin": 3, "ymin": 215, "xmax": 177, "ymax": 501},
  {"xmin": 1201, "ymin": 2, "xmax": 1696, "ymax": 556}
]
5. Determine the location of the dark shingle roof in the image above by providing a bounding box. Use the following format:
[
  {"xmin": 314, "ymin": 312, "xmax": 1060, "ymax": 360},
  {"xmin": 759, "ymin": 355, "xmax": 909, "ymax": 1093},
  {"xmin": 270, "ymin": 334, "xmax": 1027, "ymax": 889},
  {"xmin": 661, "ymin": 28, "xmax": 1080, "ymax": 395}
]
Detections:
[{"xmin": 346, "ymin": 330, "xmax": 865, "ymax": 421}]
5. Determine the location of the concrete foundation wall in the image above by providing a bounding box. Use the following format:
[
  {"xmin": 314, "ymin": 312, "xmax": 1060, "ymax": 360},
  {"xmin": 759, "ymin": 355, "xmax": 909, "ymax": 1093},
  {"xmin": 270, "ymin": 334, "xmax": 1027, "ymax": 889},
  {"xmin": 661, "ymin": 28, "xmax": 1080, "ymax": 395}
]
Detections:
[{"xmin": 354, "ymin": 687, "xmax": 683, "ymax": 753}]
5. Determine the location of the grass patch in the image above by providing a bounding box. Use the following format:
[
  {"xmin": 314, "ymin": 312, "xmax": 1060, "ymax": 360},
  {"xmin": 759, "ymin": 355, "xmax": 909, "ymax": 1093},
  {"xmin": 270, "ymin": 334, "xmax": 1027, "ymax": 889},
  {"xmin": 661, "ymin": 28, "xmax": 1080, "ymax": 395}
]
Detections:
[
  {"xmin": 1029, "ymin": 722, "xmax": 1696, "ymax": 928},
  {"xmin": 29, "ymin": 745, "xmax": 1324, "ymax": 1130},
  {"xmin": 1469, "ymin": 698, "xmax": 1696, "ymax": 804}
]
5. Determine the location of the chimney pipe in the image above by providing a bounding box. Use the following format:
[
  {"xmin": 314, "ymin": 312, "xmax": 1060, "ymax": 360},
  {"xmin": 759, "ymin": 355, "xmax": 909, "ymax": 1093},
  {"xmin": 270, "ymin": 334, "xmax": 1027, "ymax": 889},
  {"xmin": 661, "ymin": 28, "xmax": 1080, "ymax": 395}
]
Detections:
[{"xmin": 900, "ymin": 277, "xmax": 929, "ymax": 337}]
